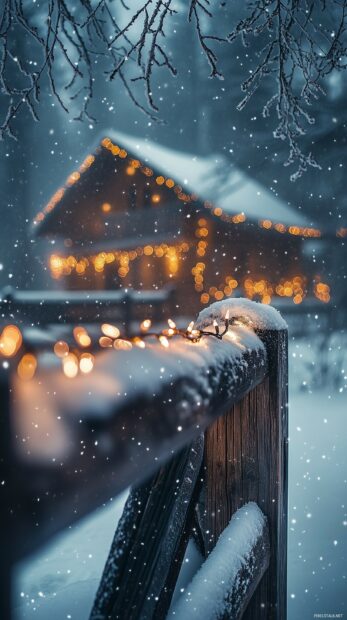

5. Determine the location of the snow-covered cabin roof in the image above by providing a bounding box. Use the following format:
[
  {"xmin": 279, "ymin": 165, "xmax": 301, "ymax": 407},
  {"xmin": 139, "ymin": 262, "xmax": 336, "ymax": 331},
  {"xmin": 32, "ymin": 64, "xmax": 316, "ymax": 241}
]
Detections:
[
  {"xmin": 109, "ymin": 131, "xmax": 309, "ymax": 227},
  {"xmin": 34, "ymin": 130, "xmax": 322, "ymax": 239}
]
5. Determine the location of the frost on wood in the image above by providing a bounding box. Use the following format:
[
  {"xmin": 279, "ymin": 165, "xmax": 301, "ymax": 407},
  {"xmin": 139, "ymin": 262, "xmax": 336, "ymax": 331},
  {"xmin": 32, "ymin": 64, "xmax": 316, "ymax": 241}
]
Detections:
[
  {"xmin": 168, "ymin": 502, "xmax": 269, "ymax": 620},
  {"xmin": 195, "ymin": 297, "xmax": 287, "ymax": 332}
]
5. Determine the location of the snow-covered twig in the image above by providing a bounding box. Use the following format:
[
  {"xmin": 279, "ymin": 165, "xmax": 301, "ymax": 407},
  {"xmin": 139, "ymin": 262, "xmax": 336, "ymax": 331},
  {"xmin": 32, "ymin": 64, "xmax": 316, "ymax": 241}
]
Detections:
[
  {"xmin": 229, "ymin": 0, "xmax": 347, "ymax": 180},
  {"xmin": 0, "ymin": 0, "xmax": 222, "ymax": 138},
  {"xmin": 1, "ymin": 1, "xmax": 346, "ymax": 178}
]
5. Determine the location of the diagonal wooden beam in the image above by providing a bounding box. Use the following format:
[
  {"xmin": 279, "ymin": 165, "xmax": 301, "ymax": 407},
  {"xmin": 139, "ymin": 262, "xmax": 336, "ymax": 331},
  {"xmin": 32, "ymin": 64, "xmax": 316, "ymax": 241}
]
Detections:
[{"xmin": 90, "ymin": 435, "xmax": 204, "ymax": 620}]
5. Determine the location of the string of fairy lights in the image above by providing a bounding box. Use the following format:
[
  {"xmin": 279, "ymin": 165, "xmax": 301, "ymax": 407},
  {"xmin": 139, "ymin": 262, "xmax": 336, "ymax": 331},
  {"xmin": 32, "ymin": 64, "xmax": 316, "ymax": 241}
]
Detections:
[
  {"xmin": 49, "ymin": 241, "xmax": 191, "ymax": 280},
  {"xmin": 46, "ymin": 201, "xmax": 332, "ymax": 306},
  {"xmin": 49, "ymin": 241, "xmax": 331, "ymax": 306},
  {"xmin": 0, "ymin": 312, "xmax": 238, "ymax": 381}
]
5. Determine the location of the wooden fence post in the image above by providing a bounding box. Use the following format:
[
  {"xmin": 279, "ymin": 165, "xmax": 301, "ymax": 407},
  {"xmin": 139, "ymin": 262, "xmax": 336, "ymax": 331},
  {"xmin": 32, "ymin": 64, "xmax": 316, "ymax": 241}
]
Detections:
[{"xmin": 199, "ymin": 328, "xmax": 288, "ymax": 619}]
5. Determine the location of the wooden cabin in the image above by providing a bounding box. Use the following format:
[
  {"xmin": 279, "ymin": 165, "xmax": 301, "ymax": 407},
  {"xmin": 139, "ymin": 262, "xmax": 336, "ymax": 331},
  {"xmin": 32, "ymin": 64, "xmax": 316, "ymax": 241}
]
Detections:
[{"xmin": 32, "ymin": 131, "xmax": 329, "ymax": 317}]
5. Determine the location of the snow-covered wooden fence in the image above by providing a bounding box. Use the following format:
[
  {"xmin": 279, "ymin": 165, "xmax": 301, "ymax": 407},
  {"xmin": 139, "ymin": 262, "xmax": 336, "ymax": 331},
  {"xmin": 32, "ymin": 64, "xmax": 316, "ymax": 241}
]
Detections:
[
  {"xmin": 0, "ymin": 285, "xmax": 176, "ymax": 333},
  {"xmin": 0, "ymin": 299, "xmax": 288, "ymax": 620}
]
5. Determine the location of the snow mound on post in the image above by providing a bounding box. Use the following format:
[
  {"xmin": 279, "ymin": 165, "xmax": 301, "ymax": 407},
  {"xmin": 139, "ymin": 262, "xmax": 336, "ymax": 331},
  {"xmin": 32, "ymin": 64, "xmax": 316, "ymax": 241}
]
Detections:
[
  {"xmin": 195, "ymin": 298, "xmax": 287, "ymax": 332},
  {"xmin": 168, "ymin": 502, "xmax": 267, "ymax": 619}
]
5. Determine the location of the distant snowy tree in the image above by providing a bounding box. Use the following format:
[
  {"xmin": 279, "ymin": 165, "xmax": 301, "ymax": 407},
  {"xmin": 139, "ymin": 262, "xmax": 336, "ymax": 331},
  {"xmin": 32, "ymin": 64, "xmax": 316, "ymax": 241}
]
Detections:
[{"xmin": 1, "ymin": 0, "xmax": 347, "ymax": 179}]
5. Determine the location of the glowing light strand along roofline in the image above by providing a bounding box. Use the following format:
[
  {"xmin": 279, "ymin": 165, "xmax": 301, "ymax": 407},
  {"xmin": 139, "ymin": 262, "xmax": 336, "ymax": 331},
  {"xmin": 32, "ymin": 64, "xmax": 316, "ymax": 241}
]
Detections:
[{"xmin": 33, "ymin": 136, "xmax": 336, "ymax": 238}]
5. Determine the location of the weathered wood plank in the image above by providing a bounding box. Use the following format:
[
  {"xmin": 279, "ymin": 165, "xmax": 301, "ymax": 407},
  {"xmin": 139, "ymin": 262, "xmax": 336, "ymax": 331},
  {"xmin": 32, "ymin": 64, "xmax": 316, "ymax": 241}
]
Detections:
[
  {"xmin": 90, "ymin": 435, "xmax": 204, "ymax": 620},
  {"xmin": 199, "ymin": 329, "xmax": 288, "ymax": 619}
]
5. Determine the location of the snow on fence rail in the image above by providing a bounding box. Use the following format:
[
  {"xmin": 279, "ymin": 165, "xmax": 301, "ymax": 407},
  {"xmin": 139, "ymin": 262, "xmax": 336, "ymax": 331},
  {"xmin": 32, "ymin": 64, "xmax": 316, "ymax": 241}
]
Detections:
[
  {"xmin": 0, "ymin": 285, "xmax": 176, "ymax": 332},
  {"xmin": 169, "ymin": 502, "xmax": 270, "ymax": 620},
  {"xmin": 0, "ymin": 298, "xmax": 288, "ymax": 620}
]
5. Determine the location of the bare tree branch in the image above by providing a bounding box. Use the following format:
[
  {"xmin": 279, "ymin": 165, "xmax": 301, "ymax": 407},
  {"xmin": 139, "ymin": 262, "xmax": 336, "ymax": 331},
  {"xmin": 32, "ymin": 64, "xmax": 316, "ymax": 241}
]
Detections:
[
  {"xmin": 229, "ymin": 0, "xmax": 347, "ymax": 180},
  {"xmin": 0, "ymin": 0, "xmax": 224, "ymax": 138},
  {"xmin": 1, "ymin": 0, "xmax": 346, "ymax": 179}
]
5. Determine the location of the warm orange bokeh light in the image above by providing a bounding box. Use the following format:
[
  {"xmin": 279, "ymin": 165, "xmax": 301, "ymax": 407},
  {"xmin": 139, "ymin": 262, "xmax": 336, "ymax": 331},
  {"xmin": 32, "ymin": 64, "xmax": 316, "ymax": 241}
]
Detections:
[
  {"xmin": 62, "ymin": 353, "xmax": 79, "ymax": 378},
  {"xmin": 99, "ymin": 336, "xmax": 113, "ymax": 348},
  {"xmin": 140, "ymin": 319, "xmax": 152, "ymax": 332},
  {"xmin": 17, "ymin": 354, "xmax": 37, "ymax": 381},
  {"xmin": 0, "ymin": 325, "xmax": 22, "ymax": 357},
  {"xmin": 73, "ymin": 326, "xmax": 91, "ymax": 347},
  {"xmin": 113, "ymin": 339, "xmax": 133, "ymax": 350},
  {"xmin": 79, "ymin": 353, "xmax": 94, "ymax": 374},
  {"xmin": 54, "ymin": 340, "xmax": 69, "ymax": 358},
  {"xmin": 159, "ymin": 335, "xmax": 169, "ymax": 348},
  {"xmin": 101, "ymin": 324, "xmax": 120, "ymax": 339}
]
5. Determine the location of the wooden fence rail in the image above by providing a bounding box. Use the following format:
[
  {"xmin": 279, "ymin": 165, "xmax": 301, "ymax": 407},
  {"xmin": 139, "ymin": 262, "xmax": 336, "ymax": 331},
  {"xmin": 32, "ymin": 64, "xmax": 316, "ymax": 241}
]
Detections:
[{"xmin": 0, "ymin": 298, "xmax": 288, "ymax": 620}]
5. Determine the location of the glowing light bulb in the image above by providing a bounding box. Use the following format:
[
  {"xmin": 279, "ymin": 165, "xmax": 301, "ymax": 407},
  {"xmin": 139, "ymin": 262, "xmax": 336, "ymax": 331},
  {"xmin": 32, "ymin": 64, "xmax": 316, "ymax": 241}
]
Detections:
[
  {"xmin": 78, "ymin": 333, "xmax": 92, "ymax": 347},
  {"xmin": 159, "ymin": 335, "xmax": 169, "ymax": 348},
  {"xmin": 133, "ymin": 337, "xmax": 145, "ymax": 349},
  {"xmin": 140, "ymin": 319, "xmax": 152, "ymax": 332},
  {"xmin": 113, "ymin": 339, "xmax": 133, "ymax": 350},
  {"xmin": 17, "ymin": 353, "xmax": 37, "ymax": 381},
  {"xmin": 54, "ymin": 340, "xmax": 69, "ymax": 358},
  {"xmin": 168, "ymin": 319, "xmax": 176, "ymax": 329},
  {"xmin": 99, "ymin": 336, "xmax": 113, "ymax": 348},
  {"xmin": 73, "ymin": 326, "xmax": 91, "ymax": 347},
  {"xmin": 101, "ymin": 323, "xmax": 120, "ymax": 339},
  {"xmin": 79, "ymin": 353, "xmax": 94, "ymax": 374},
  {"xmin": 0, "ymin": 325, "xmax": 22, "ymax": 357},
  {"xmin": 187, "ymin": 321, "xmax": 194, "ymax": 333},
  {"xmin": 63, "ymin": 353, "xmax": 79, "ymax": 378}
]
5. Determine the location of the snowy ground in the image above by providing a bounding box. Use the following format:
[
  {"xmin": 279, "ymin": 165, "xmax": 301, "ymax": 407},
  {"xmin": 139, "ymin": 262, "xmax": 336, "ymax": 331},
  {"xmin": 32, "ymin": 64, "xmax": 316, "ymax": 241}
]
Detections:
[
  {"xmin": 287, "ymin": 389, "xmax": 347, "ymax": 618},
  {"xmin": 14, "ymin": 337, "xmax": 347, "ymax": 619}
]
